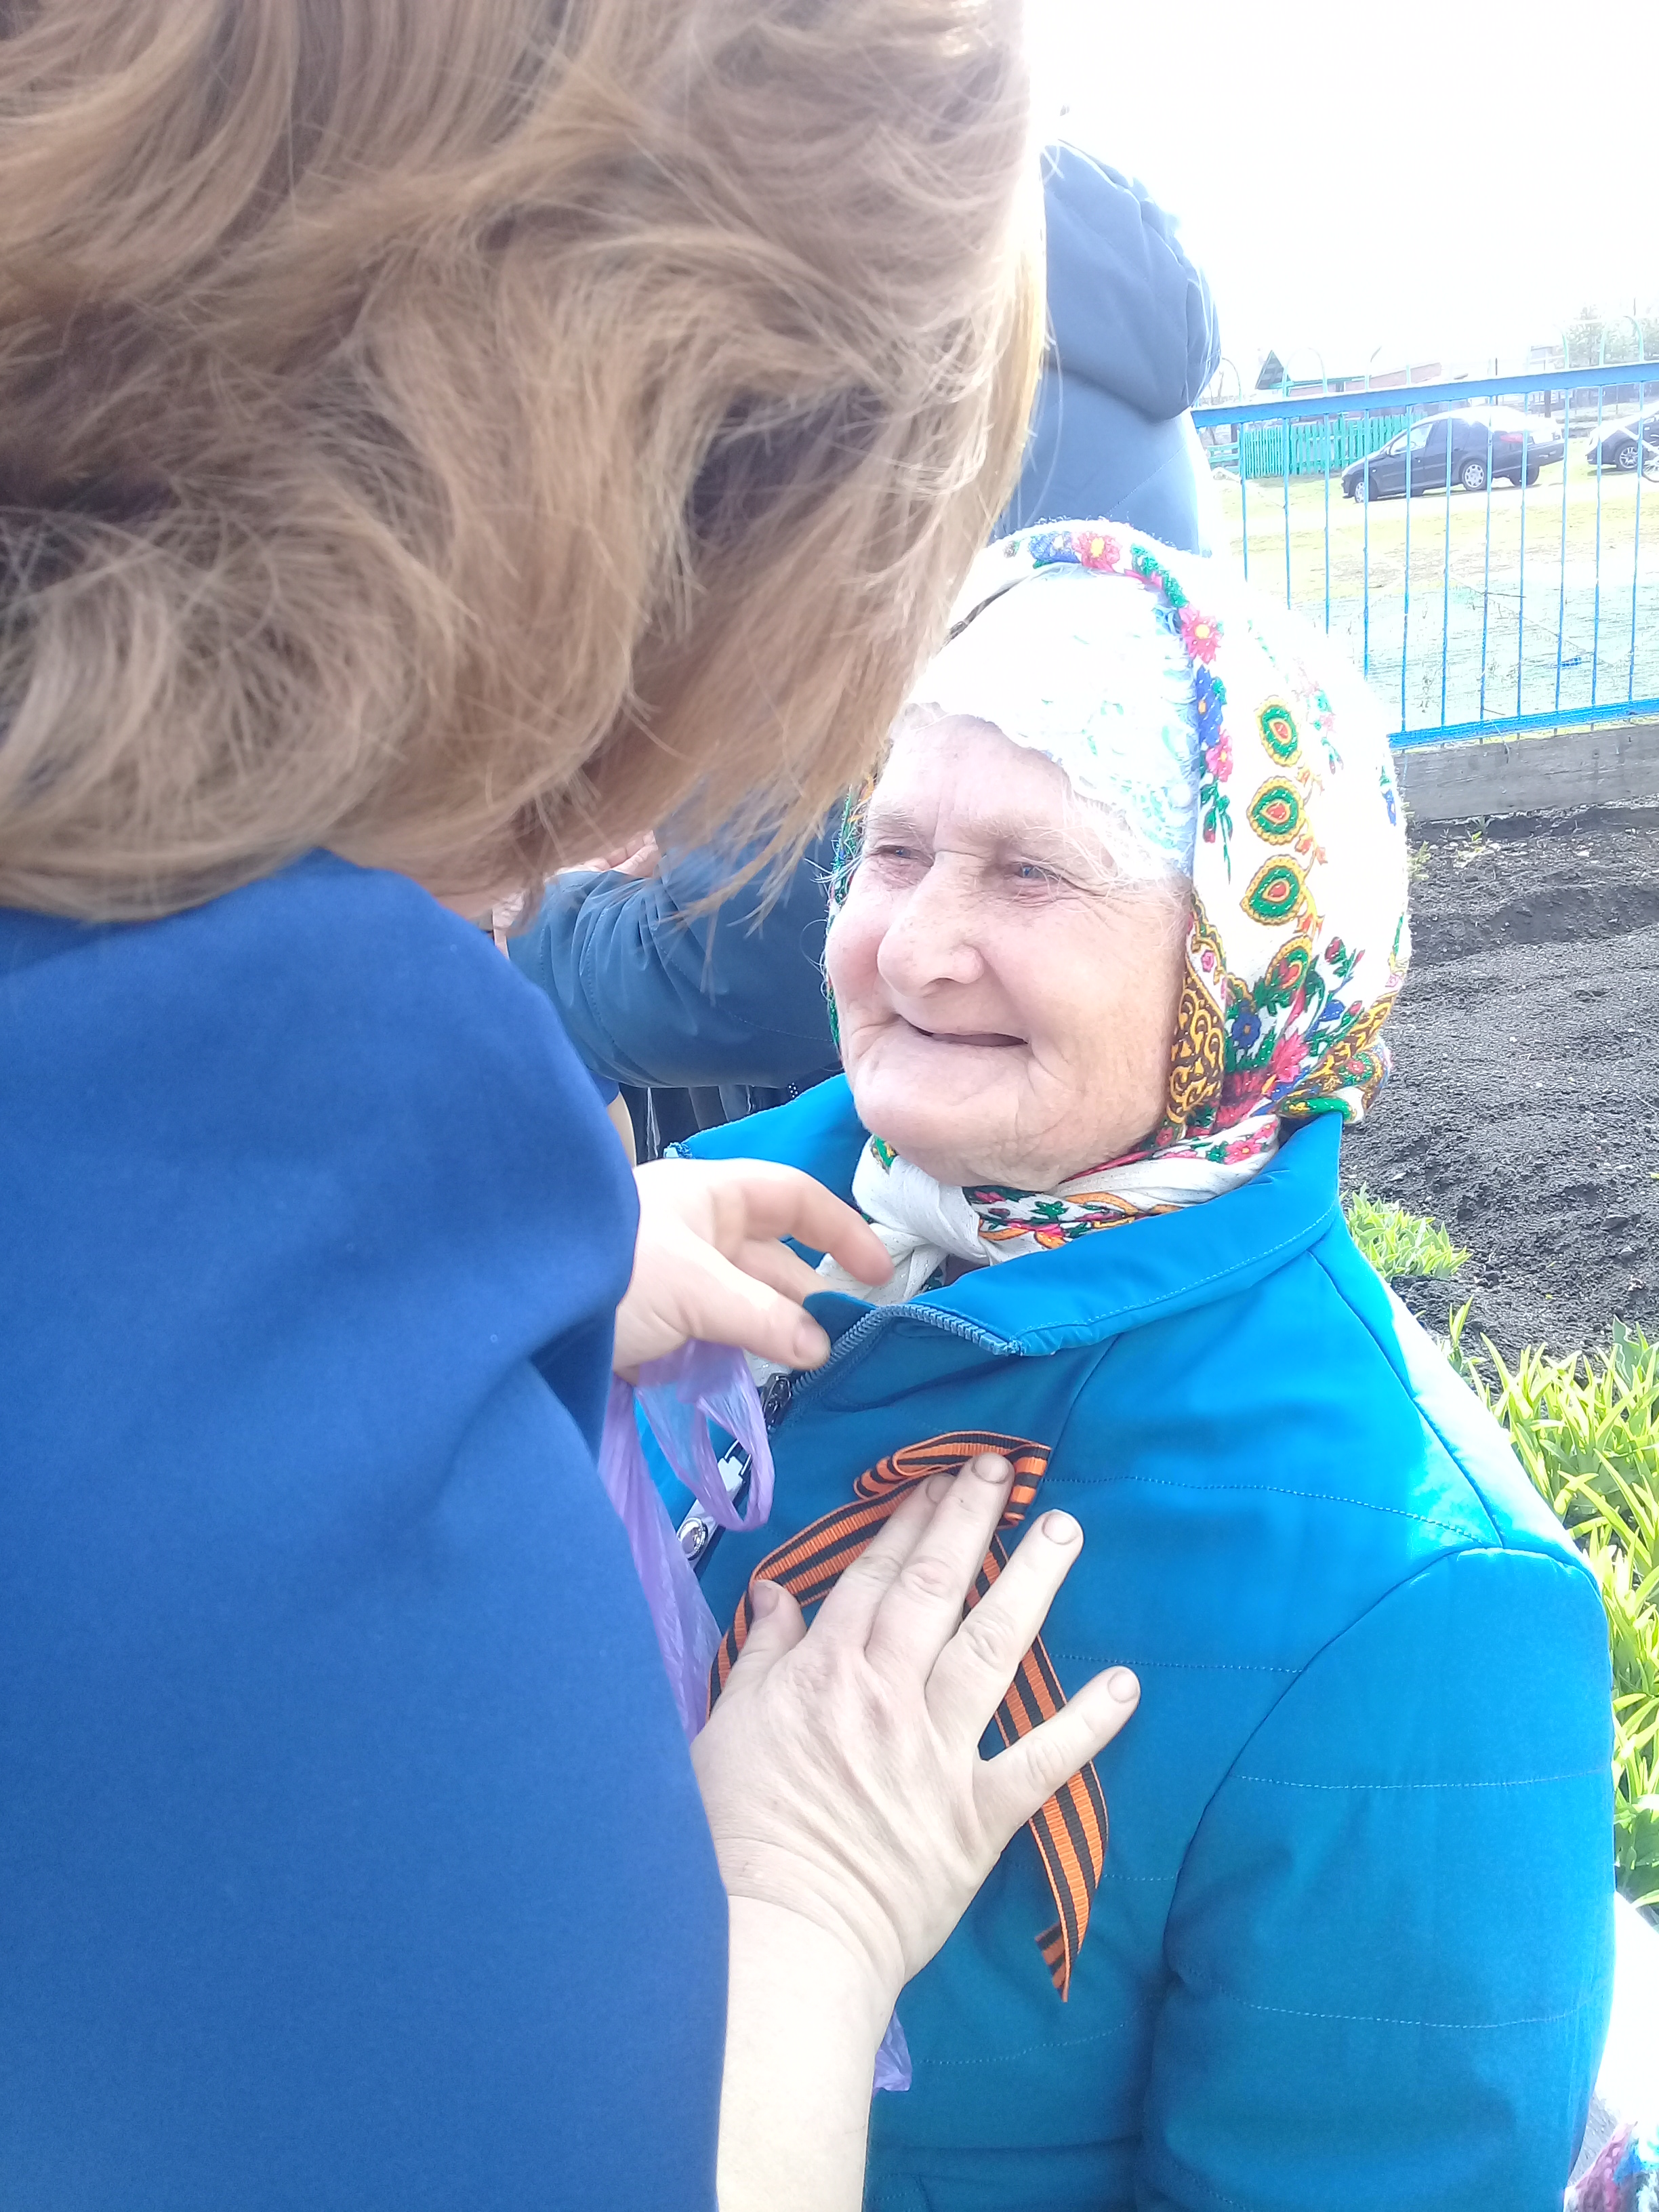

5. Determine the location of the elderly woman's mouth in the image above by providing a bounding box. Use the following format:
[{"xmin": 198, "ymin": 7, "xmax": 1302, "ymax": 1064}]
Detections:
[{"xmin": 907, "ymin": 1022, "xmax": 1024, "ymax": 1048}]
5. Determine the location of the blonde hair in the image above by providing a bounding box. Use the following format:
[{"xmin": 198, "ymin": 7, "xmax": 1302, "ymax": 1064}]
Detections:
[{"xmin": 0, "ymin": 0, "xmax": 1041, "ymax": 920}]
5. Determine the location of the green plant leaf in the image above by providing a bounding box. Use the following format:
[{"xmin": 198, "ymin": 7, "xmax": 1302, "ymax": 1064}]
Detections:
[
  {"xmin": 1450, "ymin": 1318, "xmax": 1658, "ymax": 1925},
  {"xmin": 1345, "ymin": 1189, "xmax": 1469, "ymax": 1282}
]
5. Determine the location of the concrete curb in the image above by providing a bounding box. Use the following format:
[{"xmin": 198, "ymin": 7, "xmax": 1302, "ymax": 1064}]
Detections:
[{"xmin": 1394, "ymin": 722, "xmax": 1659, "ymax": 824}]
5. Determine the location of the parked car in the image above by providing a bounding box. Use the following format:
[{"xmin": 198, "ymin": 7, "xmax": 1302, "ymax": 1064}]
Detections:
[
  {"xmin": 1583, "ymin": 411, "xmax": 1659, "ymax": 472},
  {"xmin": 1342, "ymin": 409, "xmax": 1563, "ymax": 501}
]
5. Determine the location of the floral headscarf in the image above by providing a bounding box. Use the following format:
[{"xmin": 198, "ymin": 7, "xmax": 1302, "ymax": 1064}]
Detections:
[{"xmin": 824, "ymin": 523, "xmax": 1411, "ymax": 1282}]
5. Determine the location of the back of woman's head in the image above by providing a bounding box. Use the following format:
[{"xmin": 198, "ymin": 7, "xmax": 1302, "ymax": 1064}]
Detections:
[{"xmin": 0, "ymin": 0, "xmax": 1040, "ymax": 918}]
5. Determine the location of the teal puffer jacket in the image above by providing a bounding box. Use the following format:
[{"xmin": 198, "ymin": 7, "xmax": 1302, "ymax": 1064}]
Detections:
[{"xmin": 684, "ymin": 1079, "xmax": 1614, "ymax": 2212}]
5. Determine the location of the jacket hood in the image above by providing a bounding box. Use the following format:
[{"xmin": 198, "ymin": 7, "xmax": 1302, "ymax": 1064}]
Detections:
[{"xmin": 1042, "ymin": 145, "xmax": 1220, "ymax": 423}]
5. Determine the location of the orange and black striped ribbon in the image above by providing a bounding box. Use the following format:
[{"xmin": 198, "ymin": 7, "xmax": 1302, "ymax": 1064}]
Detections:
[{"xmin": 708, "ymin": 1430, "xmax": 1108, "ymax": 2000}]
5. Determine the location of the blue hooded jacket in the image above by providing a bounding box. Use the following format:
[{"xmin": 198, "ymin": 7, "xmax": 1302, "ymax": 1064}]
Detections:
[
  {"xmin": 683, "ymin": 1079, "xmax": 1614, "ymax": 2212},
  {"xmin": 1000, "ymin": 146, "xmax": 1221, "ymax": 549},
  {"xmin": 0, "ymin": 855, "xmax": 726, "ymax": 2211}
]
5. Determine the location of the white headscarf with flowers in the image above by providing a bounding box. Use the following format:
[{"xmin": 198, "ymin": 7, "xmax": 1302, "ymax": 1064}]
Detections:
[{"xmin": 817, "ymin": 525, "xmax": 1412, "ymax": 1305}]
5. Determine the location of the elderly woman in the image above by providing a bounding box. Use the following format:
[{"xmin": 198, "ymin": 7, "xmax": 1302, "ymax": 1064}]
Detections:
[{"xmin": 687, "ymin": 525, "xmax": 1615, "ymax": 2211}]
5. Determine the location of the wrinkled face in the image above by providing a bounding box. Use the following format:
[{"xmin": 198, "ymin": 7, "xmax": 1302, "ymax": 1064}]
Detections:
[{"xmin": 826, "ymin": 716, "xmax": 1191, "ymax": 1189}]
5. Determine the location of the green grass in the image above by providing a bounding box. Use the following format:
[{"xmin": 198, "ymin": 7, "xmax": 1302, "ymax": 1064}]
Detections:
[
  {"xmin": 1448, "ymin": 1313, "xmax": 1659, "ymax": 1916},
  {"xmin": 1342, "ymin": 1195, "xmax": 1658, "ymax": 1912},
  {"xmin": 1213, "ymin": 458, "xmax": 1658, "ymax": 609},
  {"xmin": 1344, "ymin": 1189, "xmax": 1469, "ymax": 1279}
]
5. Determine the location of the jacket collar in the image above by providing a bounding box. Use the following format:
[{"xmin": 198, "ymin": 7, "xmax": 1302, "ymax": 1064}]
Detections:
[{"xmin": 711, "ymin": 1076, "xmax": 1342, "ymax": 1357}]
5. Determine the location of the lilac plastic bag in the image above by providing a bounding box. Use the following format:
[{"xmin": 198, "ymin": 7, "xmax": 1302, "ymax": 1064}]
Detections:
[
  {"xmin": 597, "ymin": 1340, "xmax": 774, "ymax": 1742},
  {"xmin": 634, "ymin": 1338, "xmax": 775, "ymax": 1536},
  {"xmin": 873, "ymin": 2008, "xmax": 912, "ymax": 2095}
]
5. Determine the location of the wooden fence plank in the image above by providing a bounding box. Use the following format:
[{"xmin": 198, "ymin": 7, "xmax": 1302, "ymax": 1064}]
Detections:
[{"xmin": 1394, "ymin": 722, "xmax": 1659, "ymax": 821}]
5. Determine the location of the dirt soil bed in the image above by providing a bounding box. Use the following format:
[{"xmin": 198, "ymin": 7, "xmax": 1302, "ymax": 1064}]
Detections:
[{"xmin": 1340, "ymin": 806, "xmax": 1659, "ymax": 1360}]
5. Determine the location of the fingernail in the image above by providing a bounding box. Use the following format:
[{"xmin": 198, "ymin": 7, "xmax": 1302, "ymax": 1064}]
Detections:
[
  {"xmin": 794, "ymin": 1321, "xmax": 831, "ymax": 1366},
  {"xmin": 970, "ymin": 1453, "xmax": 1012, "ymax": 1482},
  {"xmin": 925, "ymin": 1471, "xmax": 954, "ymax": 1502},
  {"xmin": 751, "ymin": 1581, "xmax": 780, "ymax": 1619},
  {"xmin": 1040, "ymin": 1510, "xmax": 1080, "ymax": 1544},
  {"xmin": 1107, "ymin": 1667, "xmax": 1139, "ymax": 1704}
]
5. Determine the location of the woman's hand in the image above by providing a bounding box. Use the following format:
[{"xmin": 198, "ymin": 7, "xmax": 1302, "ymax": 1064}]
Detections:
[
  {"xmin": 696, "ymin": 1452, "xmax": 1139, "ymax": 1997},
  {"xmin": 613, "ymin": 1158, "xmax": 891, "ymax": 1376},
  {"xmin": 567, "ymin": 829, "xmax": 660, "ymax": 876},
  {"xmin": 698, "ymin": 1453, "xmax": 1140, "ymax": 2212},
  {"xmin": 611, "ymin": 830, "xmax": 661, "ymax": 879}
]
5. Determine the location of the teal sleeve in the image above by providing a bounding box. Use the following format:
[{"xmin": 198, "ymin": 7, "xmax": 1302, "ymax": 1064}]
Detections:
[{"xmin": 1135, "ymin": 1545, "xmax": 1615, "ymax": 2212}]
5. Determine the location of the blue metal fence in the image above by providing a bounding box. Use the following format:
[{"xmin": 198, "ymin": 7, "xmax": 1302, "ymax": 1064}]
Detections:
[{"xmin": 1192, "ymin": 366, "xmax": 1659, "ymax": 748}]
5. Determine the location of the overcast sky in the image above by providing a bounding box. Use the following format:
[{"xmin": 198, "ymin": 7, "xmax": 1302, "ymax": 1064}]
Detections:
[{"xmin": 1029, "ymin": 0, "xmax": 1657, "ymax": 386}]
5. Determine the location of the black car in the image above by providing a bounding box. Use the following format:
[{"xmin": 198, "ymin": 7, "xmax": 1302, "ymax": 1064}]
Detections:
[
  {"xmin": 1584, "ymin": 411, "xmax": 1659, "ymax": 472},
  {"xmin": 1342, "ymin": 409, "xmax": 1563, "ymax": 501}
]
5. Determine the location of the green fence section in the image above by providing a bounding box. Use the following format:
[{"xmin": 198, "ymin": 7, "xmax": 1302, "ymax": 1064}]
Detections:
[{"xmin": 1210, "ymin": 411, "xmax": 1412, "ymax": 480}]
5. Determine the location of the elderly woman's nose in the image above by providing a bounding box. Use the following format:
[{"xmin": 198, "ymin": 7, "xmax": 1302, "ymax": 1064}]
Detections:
[{"xmin": 876, "ymin": 859, "xmax": 985, "ymax": 989}]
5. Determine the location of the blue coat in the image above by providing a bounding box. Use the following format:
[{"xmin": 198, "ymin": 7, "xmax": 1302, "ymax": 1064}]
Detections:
[
  {"xmin": 0, "ymin": 855, "xmax": 725, "ymax": 2211},
  {"xmin": 685, "ymin": 1080, "xmax": 1614, "ymax": 2212}
]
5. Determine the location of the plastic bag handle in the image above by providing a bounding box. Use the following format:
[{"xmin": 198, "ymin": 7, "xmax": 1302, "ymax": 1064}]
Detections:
[{"xmin": 633, "ymin": 1339, "xmax": 775, "ymax": 1531}]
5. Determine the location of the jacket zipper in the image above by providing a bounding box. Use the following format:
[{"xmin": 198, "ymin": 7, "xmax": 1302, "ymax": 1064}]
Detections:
[
  {"xmin": 687, "ymin": 1305, "xmax": 1017, "ymax": 1579},
  {"xmin": 770, "ymin": 1301, "xmax": 1019, "ymax": 1430}
]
